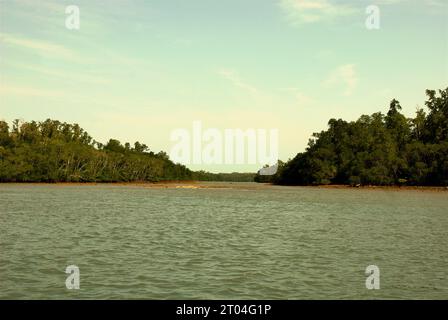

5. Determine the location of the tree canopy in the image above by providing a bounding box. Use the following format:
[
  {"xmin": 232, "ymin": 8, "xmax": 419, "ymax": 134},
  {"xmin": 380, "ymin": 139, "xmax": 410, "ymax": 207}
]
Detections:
[
  {"xmin": 256, "ymin": 88, "xmax": 448, "ymax": 186},
  {"xmin": 0, "ymin": 119, "xmax": 193, "ymax": 182},
  {"xmin": 2, "ymin": 88, "xmax": 447, "ymax": 186},
  {"xmin": 0, "ymin": 119, "xmax": 257, "ymax": 183}
]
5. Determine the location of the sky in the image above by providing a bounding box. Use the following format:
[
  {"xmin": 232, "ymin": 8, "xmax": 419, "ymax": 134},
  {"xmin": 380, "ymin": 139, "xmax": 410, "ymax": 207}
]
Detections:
[{"xmin": 0, "ymin": 0, "xmax": 447, "ymax": 172}]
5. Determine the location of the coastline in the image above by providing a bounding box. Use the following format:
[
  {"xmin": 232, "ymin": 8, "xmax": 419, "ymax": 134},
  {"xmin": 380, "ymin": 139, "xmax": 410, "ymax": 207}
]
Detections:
[
  {"xmin": 314, "ymin": 184, "xmax": 448, "ymax": 192},
  {"xmin": 0, "ymin": 181, "xmax": 447, "ymax": 191}
]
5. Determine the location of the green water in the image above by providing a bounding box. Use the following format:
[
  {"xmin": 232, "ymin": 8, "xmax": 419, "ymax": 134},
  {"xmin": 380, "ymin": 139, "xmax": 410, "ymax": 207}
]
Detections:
[{"xmin": 0, "ymin": 183, "xmax": 447, "ymax": 299}]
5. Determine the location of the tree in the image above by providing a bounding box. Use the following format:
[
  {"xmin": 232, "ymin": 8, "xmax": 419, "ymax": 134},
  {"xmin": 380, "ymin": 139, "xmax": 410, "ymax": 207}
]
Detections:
[
  {"xmin": 134, "ymin": 141, "xmax": 148, "ymax": 153},
  {"xmin": 0, "ymin": 119, "xmax": 195, "ymax": 182},
  {"xmin": 274, "ymin": 88, "xmax": 448, "ymax": 186}
]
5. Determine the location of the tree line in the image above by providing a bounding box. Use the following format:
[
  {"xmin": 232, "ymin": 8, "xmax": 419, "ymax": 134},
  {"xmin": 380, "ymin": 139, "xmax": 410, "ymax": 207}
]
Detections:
[
  {"xmin": 0, "ymin": 119, "xmax": 194, "ymax": 182},
  {"xmin": 193, "ymin": 171, "xmax": 255, "ymax": 182},
  {"xmin": 2, "ymin": 87, "xmax": 446, "ymax": 185},
  {"xmin": 0, "ymin": 119, "xmax": 256, "ymax": 183},
  {"xmin": 256, "ymin": 88, "xmax": 448, "ymax": 186}
]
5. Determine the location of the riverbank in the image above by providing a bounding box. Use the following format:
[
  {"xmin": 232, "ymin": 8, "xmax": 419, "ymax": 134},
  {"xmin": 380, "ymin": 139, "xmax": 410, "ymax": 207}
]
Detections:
[
  {"xmin": 314, "ymin": 184, "xmax": 448, "ymax": 192},
  {"xmin": 0, "ymin": 181, "xmax": 447, "ymax": 191}
]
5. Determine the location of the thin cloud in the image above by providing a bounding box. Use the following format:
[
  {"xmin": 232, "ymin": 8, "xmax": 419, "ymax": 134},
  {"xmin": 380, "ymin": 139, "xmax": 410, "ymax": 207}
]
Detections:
[
  {"xmin": 279, "ymin": 0, "xmax": 357, "ymax": 25},
  {"xmin": 324, "ymin": 64, "xmax": 358, "ymax": 96},
  {"xmin": 5, "ymin": 62, "xmax": 111, "ymax": 85},
  {"xmin": 13, "ymin": 0, "xmax": 65, "ymax": 12},
  {"xmin": 0, "ymin": 33, "xmax": 79, "ymax": 61},
  {"xmin": 0, "ymin": 85, "xmax": 64, "ymax": 98},
  {"xmin": 280, "ymin": 88, "xmax": 314, "ymax": 107},
  {"xmin": 374, "ymin": 0, "xmax": 446, "ymax": 5},
  {"xmin": 218, "ymin": 69, "xmax": 258, "ymax": 95},
  {"xmin": 279, "ymin": 0, "xmax": 445, "ymax": 25}
]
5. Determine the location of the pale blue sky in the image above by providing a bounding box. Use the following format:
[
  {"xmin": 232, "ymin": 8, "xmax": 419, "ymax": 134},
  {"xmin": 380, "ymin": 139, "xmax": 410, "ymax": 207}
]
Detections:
[{"xmin": 0, "ymin": 0, "xmax": 447, "ymax": 172}]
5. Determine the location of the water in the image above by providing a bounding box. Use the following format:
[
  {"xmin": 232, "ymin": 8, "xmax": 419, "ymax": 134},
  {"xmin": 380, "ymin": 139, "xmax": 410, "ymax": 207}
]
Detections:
[{"xmin": 0, "ymin": 183, "xmax": 447, "ymax": 299}]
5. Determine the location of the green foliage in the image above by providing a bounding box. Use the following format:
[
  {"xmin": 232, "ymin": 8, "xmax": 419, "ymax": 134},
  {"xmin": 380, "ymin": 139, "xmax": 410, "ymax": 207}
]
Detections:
[
  {"xmin": 274, "ymin": 88, "xmax": 448, "ymax": 186},
  {"xmin": 0, "ymin": 119, "xmax": 193, "ymax": 182},
  {"xmin": 193, "ymin": 171, "xmax": 255, "ymax": 182}
]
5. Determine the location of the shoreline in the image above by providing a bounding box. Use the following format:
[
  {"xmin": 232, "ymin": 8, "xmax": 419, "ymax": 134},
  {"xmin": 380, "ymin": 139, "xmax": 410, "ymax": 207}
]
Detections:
[
  {"xmin": 314, "ymin": 184, "xmax": 448, "ymax": 192},
  {"xmin": 0, "ymin": 181, "xmax": 447, "ymax": 191}
]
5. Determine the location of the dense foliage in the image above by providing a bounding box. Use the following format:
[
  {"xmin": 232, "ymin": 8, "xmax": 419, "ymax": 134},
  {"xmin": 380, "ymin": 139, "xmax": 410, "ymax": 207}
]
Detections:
[
  {"xmin": 3, "ymin": 88, "xmax": 446, "ymax": 186},
  {"xmin": 193, "ymin": 171, "xmax": 255, "ymax": 182},
  {"xmin": 0, "ymin": 119, "xmax": 193, "ymax": 182},
  {"xmin": 0, "ymin": 119, "xmax": 257, "ymax": 183},
  {"xmin": 257, "ymin": 88, "xmax": 448, "ymax": 186}
]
